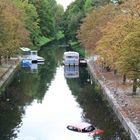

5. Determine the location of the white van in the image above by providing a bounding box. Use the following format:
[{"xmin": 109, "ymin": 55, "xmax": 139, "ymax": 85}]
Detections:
[{"xmin": 63, "ymin": 51, "xmax": 79, "ymax": 66}]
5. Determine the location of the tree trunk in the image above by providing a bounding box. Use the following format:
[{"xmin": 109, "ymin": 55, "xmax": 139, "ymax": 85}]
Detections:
[
  {"xmin": 132, "ymin": 78, "xmax": 137, "ymax": 95},
  {"xmin": 114, "ymin": 69, "xmax": 117, "ymax": 75},
  {"xmin": 123, "ymin": 74, "xmax": 126, "ymax": 85}
]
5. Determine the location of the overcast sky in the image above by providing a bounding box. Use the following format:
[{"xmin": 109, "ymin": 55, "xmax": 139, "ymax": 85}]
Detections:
[{"xmin": 56, "ymin": 0, "xmax": 74, "ymax": 10}]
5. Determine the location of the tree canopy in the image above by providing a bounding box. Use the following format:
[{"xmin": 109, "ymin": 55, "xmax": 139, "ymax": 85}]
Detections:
[
  {"xmin": 77, "ymin": 0, "xmax": 140, "ymax": 94},
  {"xmin": 0, "ymin": 0, "xmax": 29, "ymax": 60},
  {"xmin": 0, "ymin": 0, "xmax": 64, "ymax": 63},
  {"xmin": 0, "ymin": 0, "xmax": 140, "ymax": 94},
  {"xmin": 63, "ymin": 0, "xmax": 110, "ymax": 42}
]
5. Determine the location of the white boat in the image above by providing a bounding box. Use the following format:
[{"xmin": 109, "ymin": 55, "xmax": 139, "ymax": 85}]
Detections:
[
  {"xmin": 63, "ymin": 51, "xmax": 79, "ymax": 66},
  {"xmin": 29, "ymin": 51, "xmax": 45, "ymax": 63},
  {"xmin": 20, "ymin": 47, "xmax": 45, "ymax": 63}
]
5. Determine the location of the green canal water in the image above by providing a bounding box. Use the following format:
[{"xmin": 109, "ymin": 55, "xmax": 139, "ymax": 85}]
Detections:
[{"xmin": 0, "ymin": 43, "xmax": 130, "ymax": 140}]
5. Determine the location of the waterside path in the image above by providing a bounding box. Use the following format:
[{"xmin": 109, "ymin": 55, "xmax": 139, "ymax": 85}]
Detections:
[{"xmin": 0, "ymin": 58, "xmax": 20, "ymax": 90}]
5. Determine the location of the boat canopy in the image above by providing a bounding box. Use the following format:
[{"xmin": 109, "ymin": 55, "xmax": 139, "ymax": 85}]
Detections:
[
  {"xmin": 64, "ymin": 51, "xmax": 79, "ymax": 56},
  {"xmin": 20, "ymin": 47, "xmax": 31, "ymax": 52},
  {"xmin": 63, "ymin": 51, "xmax": 79, "ymax": 65}
]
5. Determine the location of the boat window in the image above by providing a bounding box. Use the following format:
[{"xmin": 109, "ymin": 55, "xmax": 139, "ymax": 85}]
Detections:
[
  {"xmin": 32, "ymin": 52, "xmax": 37, "ymax": 55},
  {"xmin": 21, "ymin": 51, "xmax": 30, "ymax": 56},
  {"xmin": 83, "ymin": 126, "xmax": 95, "ymax": 132},
  {"xmin": 66, "ymin": 56, "xmax": 78, "ymax": 59},
  {"xmin": 66, "ymin": 56, "xmax": 73, "ymax": 58},
  {"xmin": 67, "ymin": 126, "xmax": 79, "ymax": 132}
]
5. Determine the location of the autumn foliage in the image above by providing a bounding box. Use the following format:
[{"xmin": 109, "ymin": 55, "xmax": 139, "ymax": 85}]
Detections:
[
  {"xmin": 0, "ymin": 0, "xmax": 29, "ymax": 60},
  {"xmin": 78, "ymin": 0, "xmax": 140, "ymax": 94}
]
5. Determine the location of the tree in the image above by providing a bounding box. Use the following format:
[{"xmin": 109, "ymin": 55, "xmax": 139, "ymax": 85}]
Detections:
[
  {"xmin": 30, "ymin": 0, "xmax": 58, "ymax": 38},
  {"xmin": 13, "ymin": 0, "xmax": 41, "ymax": 47},
  {"xmin": 117, "ymin": 21, "xmax": 140, "ymax": 94},
  {"xmin": 21, "ymin": 0, "xmax": 41, "ymax": 46},
  {"xmin": 84, "ymin": 0, "xmax": 93, "ymax": 12},
  {"xmin": 78, "ymin": 4, "xmax": 118, "ymax": 53},
  {"xmin": 64, "ymin": 0, "xmax": 85, "ymax": 41},
  {"xmin": 55, "ymin": 4, "xmax": 64, "ymax": 31},
  {"xmin": 0, "ymin": 0, "xmax": 29, "ymax": 63},
  {"xmin": 78, "ymin": 0, "xmax": 140, "ymax": 94},
  {"xmin": 96, "ymin": 1, "xmax": 140, "ymax": 94},
  {"xmin": 96, "ymin": 14, "xmax": 129, "ymax": 68}
]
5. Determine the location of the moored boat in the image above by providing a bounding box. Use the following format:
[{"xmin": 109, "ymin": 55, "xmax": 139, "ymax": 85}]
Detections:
[{"xmin": 20, "ymin": 47, "xmax": 45, "ymax": 63}]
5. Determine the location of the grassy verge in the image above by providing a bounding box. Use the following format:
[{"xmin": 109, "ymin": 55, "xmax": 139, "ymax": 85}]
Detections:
[
  {"xmin": 32, "ymin": 31, "xmax": 64, "ymax": 50},
  {"xmin": 38, "ymin": 36, "xmax": 53, "ymax": 46},
  {"xmin": 31, "ymin": 36, "xmax": 54, "ymax": 50},
  {"xmin": 55, "ymin": 31, "xmax": 64, "ymax": 40}
]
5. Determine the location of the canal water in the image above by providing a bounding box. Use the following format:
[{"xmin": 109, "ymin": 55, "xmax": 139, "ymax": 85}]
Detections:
[{"xmin": 0, "ymin": 44, "xmax": 130, "ymax": 140}]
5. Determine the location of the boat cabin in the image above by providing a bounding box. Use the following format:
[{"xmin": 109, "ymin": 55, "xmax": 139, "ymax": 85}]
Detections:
[
  {"xmin": 20, "ymin": 47, "xmax": 44, "ymax": 63},
  {"xmin": 63, "ymin": 51, "xmax": 79, "ymax": 66},
  {"xmin": 30, "ymin": 50, "xmax": 38, "ymax": 62},
  {"xmin": 20, "ymin": 47, "xmax": 31, "ymax": 58}
]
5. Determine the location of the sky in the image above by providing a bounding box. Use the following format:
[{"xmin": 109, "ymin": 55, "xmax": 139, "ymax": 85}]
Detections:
[{"xmin": 56, "ymin": 0, "xmax": 74, "ymax": 10}]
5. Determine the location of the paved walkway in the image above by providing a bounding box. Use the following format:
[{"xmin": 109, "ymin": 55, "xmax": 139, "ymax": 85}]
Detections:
[
  {"xmin": 87, "ymin": 59, "xmax": 140, "ymax": 140},
  {"xmin": 0, "ymin": 58, "xmax": 20, "ymax": 88}
]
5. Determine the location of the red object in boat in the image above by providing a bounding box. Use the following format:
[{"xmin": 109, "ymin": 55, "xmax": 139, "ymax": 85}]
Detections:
[{"xmin": 90, "ymin": 129, "xmax": 105, "ymax": 136}]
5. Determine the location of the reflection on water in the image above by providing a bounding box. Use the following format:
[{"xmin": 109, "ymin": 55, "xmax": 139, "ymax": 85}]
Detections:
[
  {"xmin": 21, "ymin": 62, "xmax": 45, "ymax": 73},
  {"xmin": 64, "ymin": 66, "xmax": 79, "ymax": 78},
  {"xmin": 15, "ymin": 67, "xmax": 92, "ymax": 140},
  {"xmin": 0, "ymin": 45, "xmax": 130, "ymax": 140}
]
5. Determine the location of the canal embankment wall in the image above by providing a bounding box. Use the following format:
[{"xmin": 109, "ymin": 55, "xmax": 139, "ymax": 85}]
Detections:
[
  {"xmin": 0, "ymin": 59, "xmax": 20, "ymax": 92},
  {"xmin": 87, "ymin": 59, "xmax": 140, "ymax": 140}
]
